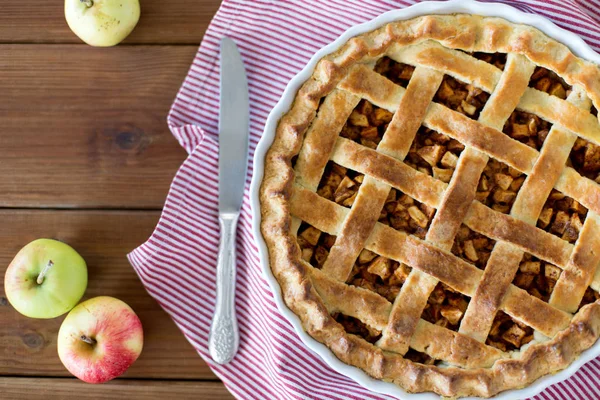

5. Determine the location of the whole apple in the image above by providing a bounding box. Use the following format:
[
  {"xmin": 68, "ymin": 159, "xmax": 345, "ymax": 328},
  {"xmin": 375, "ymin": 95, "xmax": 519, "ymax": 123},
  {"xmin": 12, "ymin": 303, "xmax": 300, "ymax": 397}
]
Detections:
[
  {"xmin": 58, "ymin": 296, "xmax": 144, "ymax": 383},
  {"xmin": 65, "ymin": 0, "xmax": 141, "ymax": 47},
  {"xmin": 4, "ymin": 239, "xmax": 87, "ymax": 319}
]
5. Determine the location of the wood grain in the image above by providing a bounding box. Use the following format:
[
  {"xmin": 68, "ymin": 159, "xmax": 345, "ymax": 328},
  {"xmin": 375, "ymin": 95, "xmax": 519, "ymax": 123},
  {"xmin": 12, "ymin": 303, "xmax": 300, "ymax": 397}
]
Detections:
[
  {"xmin": 0, "ymin": 378, "xmax": 234, "ymax": 399},
  {"xmin": 0, "ymin": 209, "xmax": 214, "ymax": 379},
  {"xmin": 0, "ymin": 0, "xmax": 223, "ymax": 44},
  {"xmin": 0, "ymin": 1, "xmax": 230, "ymax": 395},
  {"xmin": 0, "ymin": 44, "xmax": 193, "ymax": 209}
]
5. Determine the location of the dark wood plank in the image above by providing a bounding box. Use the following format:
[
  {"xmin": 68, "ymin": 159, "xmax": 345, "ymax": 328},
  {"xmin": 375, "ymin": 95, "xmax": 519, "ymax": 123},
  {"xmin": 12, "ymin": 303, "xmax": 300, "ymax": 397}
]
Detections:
[
  {"xmin": 0, "ymin": 1, "xmax": 222, "ymax": 44},
  {"xmin": 0, "ymin": 209, "xmax": 214, "ymax": 379},
  {"xmin": 0, "ymin": 44, "xmax": 193, "ymax": 208},
  {"xmin": 0, "ymin": 378, "xmax": 234, "ymax": 399}
]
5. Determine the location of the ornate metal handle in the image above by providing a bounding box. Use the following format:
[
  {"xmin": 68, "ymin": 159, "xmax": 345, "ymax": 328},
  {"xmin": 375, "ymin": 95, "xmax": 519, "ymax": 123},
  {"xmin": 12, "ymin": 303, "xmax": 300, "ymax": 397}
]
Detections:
[{"xmin": 208, "ymin": 213, "xmax": 240, "ymax": 364}]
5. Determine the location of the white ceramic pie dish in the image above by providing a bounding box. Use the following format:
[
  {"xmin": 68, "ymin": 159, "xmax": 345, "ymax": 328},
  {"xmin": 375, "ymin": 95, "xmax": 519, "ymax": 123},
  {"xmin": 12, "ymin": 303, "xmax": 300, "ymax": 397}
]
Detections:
[{"xmin": 249, "ymin": 1, "xmax": 600, "ymax": 398}]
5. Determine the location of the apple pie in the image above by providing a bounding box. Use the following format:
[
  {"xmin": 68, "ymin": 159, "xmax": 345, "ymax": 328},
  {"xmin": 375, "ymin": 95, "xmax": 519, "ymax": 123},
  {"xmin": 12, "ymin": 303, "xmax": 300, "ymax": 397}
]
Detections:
[{"xmin": 259, "ymin": 14, "xmax": 600, "ymax": 398}]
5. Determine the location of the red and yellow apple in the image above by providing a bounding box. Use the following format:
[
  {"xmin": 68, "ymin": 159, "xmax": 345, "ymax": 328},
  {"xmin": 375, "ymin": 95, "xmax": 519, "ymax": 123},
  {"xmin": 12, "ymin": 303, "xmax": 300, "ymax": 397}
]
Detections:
[
  {"xmin": 65, "ymin": 0, "xmax": 141, "ymax": 47},
  {"xmin": 58, "ymin": 296, "xmax": 143, "ymax": 383},
  {"xmin": 4, "ymin": 239, "xmax": 87, "ymax": 319}
]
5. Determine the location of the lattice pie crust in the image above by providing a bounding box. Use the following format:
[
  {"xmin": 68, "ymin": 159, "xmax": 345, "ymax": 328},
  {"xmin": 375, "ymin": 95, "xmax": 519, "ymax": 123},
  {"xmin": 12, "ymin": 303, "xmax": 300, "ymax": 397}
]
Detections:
[{"xmin": 259, "ymin": 14, "xmax": 600, "ymax": 398}]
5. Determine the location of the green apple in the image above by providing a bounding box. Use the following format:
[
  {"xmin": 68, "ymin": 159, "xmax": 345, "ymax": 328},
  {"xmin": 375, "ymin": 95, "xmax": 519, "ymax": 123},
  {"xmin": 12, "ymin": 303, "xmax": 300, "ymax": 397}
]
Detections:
[
  {"xmin": 4, "ymin": 239, "xmax": 87, "ymax": 319},
  {"xmin": 65, "ymin": 0, "xmax": 141, "ymax": 47}
]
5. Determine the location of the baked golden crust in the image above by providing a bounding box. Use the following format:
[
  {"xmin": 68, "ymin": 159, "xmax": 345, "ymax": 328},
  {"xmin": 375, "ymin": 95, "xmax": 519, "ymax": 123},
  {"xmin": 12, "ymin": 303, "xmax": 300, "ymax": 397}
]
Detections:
[{"xmin": 259, "ymin": 14, "xmax": 600, "ymax": 398}]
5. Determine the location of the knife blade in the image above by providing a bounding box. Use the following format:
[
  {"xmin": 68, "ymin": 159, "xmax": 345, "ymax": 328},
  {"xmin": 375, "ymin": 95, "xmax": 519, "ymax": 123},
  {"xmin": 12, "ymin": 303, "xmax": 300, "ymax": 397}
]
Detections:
[
  {"xmin": 218, "ymin": 37, "xmax": 250, "ymax": 214},
  {"xmin": 208, "ymin": 37, "xmax": 249, "ymax": 365}
]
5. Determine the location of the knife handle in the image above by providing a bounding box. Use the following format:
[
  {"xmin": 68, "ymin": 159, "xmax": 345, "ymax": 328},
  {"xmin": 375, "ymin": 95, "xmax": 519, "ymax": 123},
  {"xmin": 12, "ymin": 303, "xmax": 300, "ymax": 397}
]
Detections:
[{"xmin": 209, "ymin": 213, "xmax": 240, "ymax": 364}]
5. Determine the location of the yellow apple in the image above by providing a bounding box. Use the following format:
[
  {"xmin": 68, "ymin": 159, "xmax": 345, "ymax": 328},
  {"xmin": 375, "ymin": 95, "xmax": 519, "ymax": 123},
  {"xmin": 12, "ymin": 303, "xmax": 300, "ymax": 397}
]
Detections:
[
  {"xmin": 65, "ymin": 0, "xmax": 141, "ymax": 47},
  {"xmin": 4, "ymin": 239, "xmax": 87, "ymax": 319}
]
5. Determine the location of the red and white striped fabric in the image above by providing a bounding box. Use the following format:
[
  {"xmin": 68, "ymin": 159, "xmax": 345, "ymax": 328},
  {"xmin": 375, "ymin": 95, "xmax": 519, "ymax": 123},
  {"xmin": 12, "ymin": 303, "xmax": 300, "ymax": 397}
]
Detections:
[{"xmin": 128, "ymin": 1, "xmax": 600, "ymax": 399}]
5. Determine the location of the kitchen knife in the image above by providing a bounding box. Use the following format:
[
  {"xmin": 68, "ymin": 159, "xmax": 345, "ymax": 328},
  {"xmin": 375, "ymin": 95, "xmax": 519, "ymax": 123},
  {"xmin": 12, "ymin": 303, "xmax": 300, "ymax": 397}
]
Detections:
[{"xmin": 208, "ymin": 37, "xmax": 249, "ymax": 365}]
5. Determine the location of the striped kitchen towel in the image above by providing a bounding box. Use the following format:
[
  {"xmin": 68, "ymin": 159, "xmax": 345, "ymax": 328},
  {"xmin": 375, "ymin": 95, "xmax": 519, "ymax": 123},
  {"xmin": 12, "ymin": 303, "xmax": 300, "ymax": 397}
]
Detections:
[{"xmin": 128, "ymin": 1, "xmax": 600, "ymax": 399}]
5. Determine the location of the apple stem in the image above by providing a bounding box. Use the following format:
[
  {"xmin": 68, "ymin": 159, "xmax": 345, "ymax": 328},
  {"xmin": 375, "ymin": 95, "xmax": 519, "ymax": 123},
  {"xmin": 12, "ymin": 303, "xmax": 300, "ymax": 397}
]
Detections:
[
  {"xmin": 80, "ymin": 335, "xmax": 97, "ymax": 345},
  {"xmin": 80, "ymin": 0, "xmax": 94, "ymax": 7},
  {"xmin": 36, "ymin": 260, "xmax": 54, "ymax": 285}
]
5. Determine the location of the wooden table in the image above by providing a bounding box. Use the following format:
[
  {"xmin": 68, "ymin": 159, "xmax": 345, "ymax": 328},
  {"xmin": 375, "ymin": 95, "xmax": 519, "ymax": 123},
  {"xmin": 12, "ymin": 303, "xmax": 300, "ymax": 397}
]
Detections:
[{"xmin": 0, "ymin": 1, "xmax": 234, "ymax": 398}]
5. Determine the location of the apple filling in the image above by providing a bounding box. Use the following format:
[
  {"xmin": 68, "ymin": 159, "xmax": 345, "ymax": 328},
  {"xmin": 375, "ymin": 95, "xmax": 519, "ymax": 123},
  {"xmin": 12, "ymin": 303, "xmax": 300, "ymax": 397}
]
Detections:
[
  {"xmin": 297, "ymin": 222, "xmax": 336, "ymax": 269},
  {"xmin": 339, "ymin": 100, "xmax": 394, "ymax": 150},
  {"xmin": 537, "ymin": 189, "xmax": 587, "ymax": 243},
  {"xmin": 513, "ymin": 253, "xmax": 562, "ymax": 303},
  {"xmin": 529, "ymin": 66, "xmax": 571, "ymax": 99},
  {"xmin": 502, "ymin": 111, "xmax": 552, "ymax": 151},
  {"xmin": 569, "ymin": 136, "xmax": 600, "ymax": 183},
  {"xmin": 404, "ymin": 127, "xmax": 465, "ymax": 184},
  {"xmin": 476, "ymin": 158, "xmax": 525, "ymax": 214},
  {"xmin": 486, "ymin": 311, "xmax": 534, "ymax": 352},
  {"xmin": 568, "ymin": 104, "xmax": 600, "ymax": 184},
  {"xmin": 374, "ymin": 56, "xmax": 415, "ymax": 88},
  {"xmin": 348, "ymin": 250, "xmax": 411, "ymax": 303},
  {"xmin": 331, "ymin": 313, "xmax": 382, "ymax": 344},
  {"xmin": 421, "ymin": 282, "xmax": 470, "ymax": 331},
  {"xmin": 452, "ymin": 225, "xmax": 496, "ymax": 270},
  {"xmin": 433, "ymin": 74, "xmax": 491, "ymax": 120},
  {"xmin": 500, "ymin": 67, "xmax": 565, "ymax": 152},
  {"xmin": 316, "ymin": 162, "xmax": 365, "ymax": 208}
]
